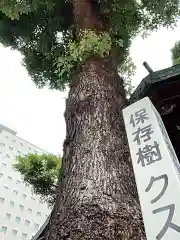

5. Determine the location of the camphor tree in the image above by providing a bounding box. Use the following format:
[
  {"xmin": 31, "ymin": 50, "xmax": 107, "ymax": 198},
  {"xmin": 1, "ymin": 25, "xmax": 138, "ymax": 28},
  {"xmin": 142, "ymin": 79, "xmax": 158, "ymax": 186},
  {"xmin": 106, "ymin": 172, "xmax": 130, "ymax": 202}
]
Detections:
[
  {"xmin": 0, "ymin": 0, "xmax": 180, "ymax": 239},
  {"xmin": 171, "ymin": 40, "xmax": 180, "ymax": 65}
]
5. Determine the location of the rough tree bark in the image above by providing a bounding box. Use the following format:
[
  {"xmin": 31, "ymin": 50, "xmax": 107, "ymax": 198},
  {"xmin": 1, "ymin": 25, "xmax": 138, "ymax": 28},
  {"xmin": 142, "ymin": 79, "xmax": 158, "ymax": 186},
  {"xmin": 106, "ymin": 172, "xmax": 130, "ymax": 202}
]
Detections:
[{"xmin": 38, "ymin": 0, "xmax": 146, "ymax": 239}]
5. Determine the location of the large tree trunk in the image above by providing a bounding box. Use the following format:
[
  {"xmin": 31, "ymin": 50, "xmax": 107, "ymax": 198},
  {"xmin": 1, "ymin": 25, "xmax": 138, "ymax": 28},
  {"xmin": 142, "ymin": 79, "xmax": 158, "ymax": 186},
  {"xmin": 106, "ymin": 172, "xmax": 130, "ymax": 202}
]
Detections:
[
  {"xmin": 40, "ymin": 56, "xmax": 146, "ymax": 240},
  {"xmin": 38, "ymin": 1, "xmax": 146, "ymax": 239}
]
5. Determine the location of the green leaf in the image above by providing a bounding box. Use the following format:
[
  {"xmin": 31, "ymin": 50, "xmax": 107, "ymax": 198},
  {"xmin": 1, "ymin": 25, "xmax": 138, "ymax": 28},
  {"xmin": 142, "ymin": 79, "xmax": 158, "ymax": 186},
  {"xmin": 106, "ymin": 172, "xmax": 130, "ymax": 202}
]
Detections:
[
  {"xmin": 0, "ymin": 0, "xmax": 179, "ymax": 90},
  {"xmin": 171, "ymin": 40, "xmax": 180, "ymax": 65},
  {"xmin": 13, "ymin": 153, "xmax": 61, "ymax": 206}
]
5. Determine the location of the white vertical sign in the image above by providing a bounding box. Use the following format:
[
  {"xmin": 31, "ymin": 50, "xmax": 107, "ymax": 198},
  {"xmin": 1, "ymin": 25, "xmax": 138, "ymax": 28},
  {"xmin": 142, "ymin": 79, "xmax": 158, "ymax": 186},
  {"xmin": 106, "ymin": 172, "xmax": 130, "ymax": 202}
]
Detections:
[{"xmin": 123, "ymin": 97, "xmax": 180, "ymax": 240}]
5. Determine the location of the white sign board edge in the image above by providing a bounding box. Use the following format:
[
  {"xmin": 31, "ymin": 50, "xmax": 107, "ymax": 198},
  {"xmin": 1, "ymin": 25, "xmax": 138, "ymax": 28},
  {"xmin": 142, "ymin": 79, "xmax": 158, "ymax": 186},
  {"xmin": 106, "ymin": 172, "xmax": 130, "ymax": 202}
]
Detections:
[{"xmin": 122, "ymin": 97, "xmax": 180, "ymax": 240}]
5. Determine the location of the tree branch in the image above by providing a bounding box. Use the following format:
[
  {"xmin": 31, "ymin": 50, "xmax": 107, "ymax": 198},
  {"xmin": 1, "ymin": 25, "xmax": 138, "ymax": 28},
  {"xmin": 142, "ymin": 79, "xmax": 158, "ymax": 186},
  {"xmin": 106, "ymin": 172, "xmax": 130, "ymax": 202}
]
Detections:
[{"xmin": 72, "ymin": 0, "xmax": 104, "ymax": 32}]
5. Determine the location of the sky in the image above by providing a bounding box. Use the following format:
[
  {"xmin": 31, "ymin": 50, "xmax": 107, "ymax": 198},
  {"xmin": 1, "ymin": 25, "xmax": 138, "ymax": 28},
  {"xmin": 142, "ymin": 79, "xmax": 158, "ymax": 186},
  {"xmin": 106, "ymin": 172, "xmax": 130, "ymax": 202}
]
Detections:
[{"xmin": 0, "ymin": 23, "xmax": 180, "ymax": 155}]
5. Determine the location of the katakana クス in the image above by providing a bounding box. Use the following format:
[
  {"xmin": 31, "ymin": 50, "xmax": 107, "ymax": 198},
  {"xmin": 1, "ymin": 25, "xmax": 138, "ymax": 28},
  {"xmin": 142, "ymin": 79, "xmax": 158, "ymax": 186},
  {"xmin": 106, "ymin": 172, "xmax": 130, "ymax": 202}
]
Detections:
[
  {"xmin": 132, "ymin": 124, "xmax": 154, "ymax": 145},
  {"xmin": 130, "ymin": 108, "xmax": 149, "ymax": 127},
  {"xmin": 145, "ymin": 174, "xmax": 168, "ymax": 204},
  {"xmin": 153, "ymin": 204, "xmax": 180, "ymax": 240},
  {"xmin": 136, "ymin": 141, "xmax": 162, "ymax": 167}
]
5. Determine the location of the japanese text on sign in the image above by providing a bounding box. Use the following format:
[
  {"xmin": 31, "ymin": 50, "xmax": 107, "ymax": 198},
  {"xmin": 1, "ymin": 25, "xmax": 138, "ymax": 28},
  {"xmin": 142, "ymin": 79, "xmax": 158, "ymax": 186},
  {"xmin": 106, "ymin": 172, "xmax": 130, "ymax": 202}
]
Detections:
[{"xmin": 123, "ymin": 97, "xmax": 180, "ymax": 240}]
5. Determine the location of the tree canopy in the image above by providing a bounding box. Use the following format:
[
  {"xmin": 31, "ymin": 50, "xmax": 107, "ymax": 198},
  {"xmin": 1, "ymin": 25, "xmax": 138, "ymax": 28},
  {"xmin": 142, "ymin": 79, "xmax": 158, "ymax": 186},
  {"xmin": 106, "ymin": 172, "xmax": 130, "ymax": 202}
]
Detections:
[
  {"xmin": 171, "ymin": 40, "xmax": 180, "ymax": 65},
  {"xmin": 0, "ymin": 0, "xmax": 179, "ymax": 90},
  {"xmin": 13, "ymin": 153, "xmax": 61, "ymax": 206}
]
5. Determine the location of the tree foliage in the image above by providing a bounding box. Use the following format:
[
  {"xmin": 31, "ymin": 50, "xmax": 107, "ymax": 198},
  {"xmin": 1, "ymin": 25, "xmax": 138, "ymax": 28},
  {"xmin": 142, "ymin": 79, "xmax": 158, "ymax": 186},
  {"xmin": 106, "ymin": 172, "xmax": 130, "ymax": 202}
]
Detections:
[
  {"xmin": 13, "ymin": 153, "xmax": 61, "ymax": 206},
  {"xmin": 0, "ymin": 0, "xmax": 179, "ymax": 90},
  {"xmin": 171, "ymin": 40, "xmax": 180, "ymax": 65}
]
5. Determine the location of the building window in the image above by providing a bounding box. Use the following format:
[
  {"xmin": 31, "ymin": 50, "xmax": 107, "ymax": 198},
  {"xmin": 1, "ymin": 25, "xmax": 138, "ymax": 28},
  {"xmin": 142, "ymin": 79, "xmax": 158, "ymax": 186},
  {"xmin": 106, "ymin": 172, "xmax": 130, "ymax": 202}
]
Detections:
[
  {"xmin": 7, "ymin": 176, "xmax": 12, "ymax": 181},
  {"xmin": 9, "ymin": 146, "xmax": 13, "ymax": 151},
  {"xmin": 22, "ymin": 194, "xmax": 27, "ymax": 199},
  {"xmin": 6, "ymin": 154, "xmax": 10, "ymax": 158},
  {"xmin": 0, "ymin": 173, "xmax": 3, "ymax": 178},
  {"xmin": 4, "ymin": 186, "xmax": 9, "ymax": 191},
  {"xmin": 0, "ymin": 197, "xmax": 5, "ymax": 204},
  {"xmin": 15, "ymin": 217, "xmax": 21, "ymax": 224},
  {"xmin": 2, "ymin": 163, "xmax": 7, "ymax": 168},
  {"xmin": 16, "ymin": 180, "xmax": 21, "ymax": 184},
  {"xmin": 1, "ymin": 226, "xmax": 7, "ymax": 234},
  {"xmin": 28, "ymin": 147, "xmax": 31, "ymax": 151},
  {"xmin": 34, "ymin": 223, "xmax": 39, "ymax": 230},
  {"xmin": 13, "ymin": 190, "xmax": 18, "ymax": 196},
  {"xmin": 0, "ymin": 142, "xmax": 5, "ymax": 146},
  {"xmin": 17, "ymin": 150, "xmax": 21, "ymax": 155},
  {"xmin": 12, "ymin": 229, "xmax": 18, "ymax": 236},
  {"xmin": 6, "ymin": 213, "xmax": 11, "ymax": 220},
  {"xmin": 24, "ymin": 220, "xmax": 30, "ymax": 227},
  {"xmin": 19, "ymin": 205, "xmax": 24, "ymax": 211},
  {"xmin": 31, "ymin": 197, "xmax": 35, "ymax": 201},
  {"xmin": 22, "ymin": 233, "xmax": 27, "ymax": 240},
  {"xmin": 10, "ymin": 201, "xmax": 15, "ymax": 207},
  {"xmin": 37, "ymin": 212, "xmax": 41, "ymax": 217},
  {"xmin": 28, "ymin": 208, "xmax": 32, "ymax": 214}
]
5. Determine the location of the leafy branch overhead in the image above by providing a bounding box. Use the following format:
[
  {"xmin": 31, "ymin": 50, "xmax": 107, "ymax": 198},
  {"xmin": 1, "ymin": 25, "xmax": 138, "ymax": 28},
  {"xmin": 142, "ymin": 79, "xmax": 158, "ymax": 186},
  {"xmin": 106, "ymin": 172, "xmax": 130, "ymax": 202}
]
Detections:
[
  {"xmin": 171, "ymin": 40, "xmax": 180, "ymax": 65},
  {"xmin": 55, "ymin": 30, "xmax": 113, "ymax": 80},
  {"xmin": 13, "ymin": 153, "xmax": 61, "ymax": 206},
  {"xmin": 0, "ymin": 0, "xmax": 179, "ymax": 90}
]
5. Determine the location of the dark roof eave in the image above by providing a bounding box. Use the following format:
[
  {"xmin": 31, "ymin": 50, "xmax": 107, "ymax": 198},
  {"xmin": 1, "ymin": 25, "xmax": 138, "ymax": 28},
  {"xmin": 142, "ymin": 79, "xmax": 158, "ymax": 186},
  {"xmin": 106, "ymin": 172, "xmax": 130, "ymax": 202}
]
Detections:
[{"xmin": 130, "ymin": 64, "xmax": 180, "ymax": 103}]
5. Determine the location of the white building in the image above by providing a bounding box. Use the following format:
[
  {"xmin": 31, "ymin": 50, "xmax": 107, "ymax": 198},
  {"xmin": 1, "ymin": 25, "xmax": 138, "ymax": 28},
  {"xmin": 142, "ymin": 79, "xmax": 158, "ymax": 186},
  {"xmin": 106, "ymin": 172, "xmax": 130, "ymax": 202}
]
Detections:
[{"xmin": 0, "ymin": 124, "xmax": 51, "ymax": 240}]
